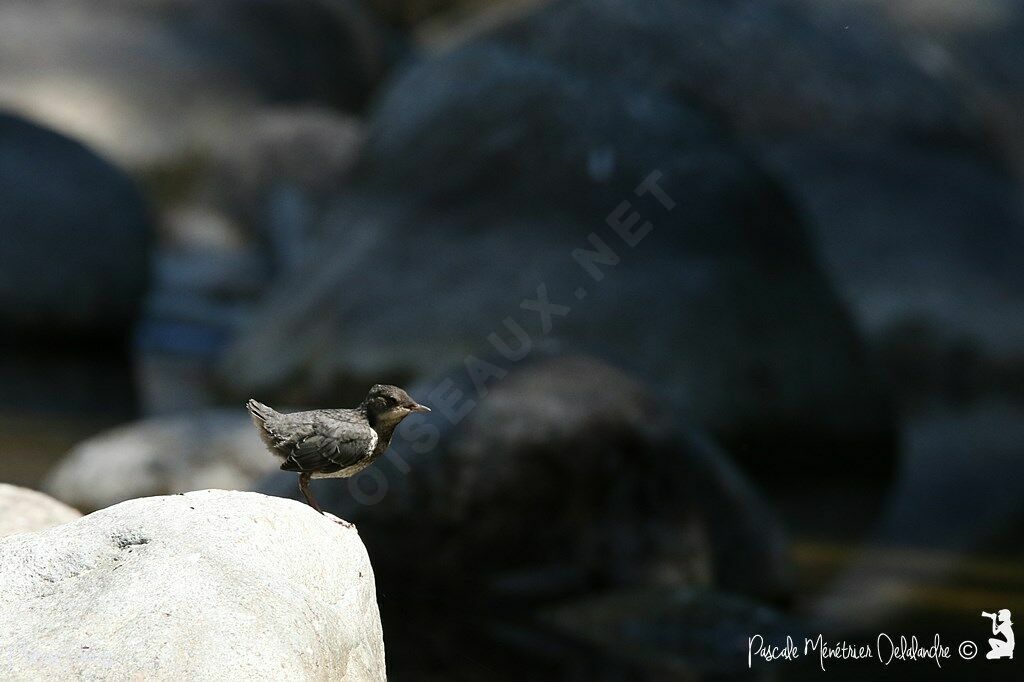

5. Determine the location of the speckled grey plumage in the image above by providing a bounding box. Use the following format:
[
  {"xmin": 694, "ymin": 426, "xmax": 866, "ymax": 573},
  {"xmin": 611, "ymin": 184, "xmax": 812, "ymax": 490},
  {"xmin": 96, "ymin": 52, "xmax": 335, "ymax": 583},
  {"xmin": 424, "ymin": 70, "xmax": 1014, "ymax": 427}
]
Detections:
[
  {"xmin": 247, "ymin": 402, "xmax": 379, "ymax": 478},
  {"xmin": 247, "ymin": 384, "xmax": 429, "ymax": 516}
]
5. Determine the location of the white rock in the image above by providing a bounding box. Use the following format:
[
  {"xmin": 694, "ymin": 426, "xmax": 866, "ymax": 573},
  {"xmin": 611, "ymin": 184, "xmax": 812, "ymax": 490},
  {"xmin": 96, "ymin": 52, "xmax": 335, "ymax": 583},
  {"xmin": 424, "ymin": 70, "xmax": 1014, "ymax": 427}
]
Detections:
[
  {"xmin": 0, "ymin": 483, "xmax": 81, "ymax": 538},
  {"xmin": 0, "ymin": 490, "xmax": 385, "ymax": 681},
  {"xmin": 44, "ymin": 411, "xmax": 278, "ymax": 512}
]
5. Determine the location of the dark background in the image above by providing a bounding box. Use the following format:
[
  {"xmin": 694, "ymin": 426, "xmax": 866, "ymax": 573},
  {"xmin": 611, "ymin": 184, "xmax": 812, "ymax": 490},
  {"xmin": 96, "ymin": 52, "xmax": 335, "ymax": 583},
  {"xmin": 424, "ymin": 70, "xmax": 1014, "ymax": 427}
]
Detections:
[{"xmin": 1, "ymin": 0, "xmax": 1022, "ymax": 678}]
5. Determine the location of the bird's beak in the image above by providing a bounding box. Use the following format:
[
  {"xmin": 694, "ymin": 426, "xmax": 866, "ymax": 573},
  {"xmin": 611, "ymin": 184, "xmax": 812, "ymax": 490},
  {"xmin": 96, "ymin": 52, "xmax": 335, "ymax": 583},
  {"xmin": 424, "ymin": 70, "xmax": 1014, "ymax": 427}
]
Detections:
[{"xmin": 408, "ymin": 403, "xmax": 431, "ymax": 413}]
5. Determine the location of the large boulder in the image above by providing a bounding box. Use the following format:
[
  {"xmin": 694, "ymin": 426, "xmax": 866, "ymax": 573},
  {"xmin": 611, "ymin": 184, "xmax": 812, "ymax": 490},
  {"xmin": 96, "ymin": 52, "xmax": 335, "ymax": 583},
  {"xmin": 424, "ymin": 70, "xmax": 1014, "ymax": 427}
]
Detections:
[
  {"xmin": 483, "ymin": 0, "xmax": 977, "ymax": 139},
  {"xmin": 260, "ymin": 355, "xmax": 794, "ymax": 605},
  {"xmin": 849, "ymin": 0, "xmax": 1024, "ymax": 177},
  {"xmin": 0, "ymin": 112, "xmax": 148, "ymax": 423},
  {"xmin": 0, "ymin": 484, "xmax": 81, "ymax": 538},
  {"xmin": 763, "ymin": 140, "xmax": 1024, "ymax": 360},
  {"xmin": 0, "ymin": 0, "xmax": 393, "ymax": 171},
  {"xmin": 0, "ymin": 112, "xmax": 151, "ymax": 337},
  {"xmin": 44, "ymin": 411, "xmax": 278, "ymax": 512},
  {"xmin": 0, "ymin": 489, "xmax": 386, "ymax": 680},
  {"xmin": 224, "ymin": 11, "xmax": 896, "ymax": 478},
  {"xmin": 481, "ymin": 0, "xmax": 1024, "ymax": 373}
]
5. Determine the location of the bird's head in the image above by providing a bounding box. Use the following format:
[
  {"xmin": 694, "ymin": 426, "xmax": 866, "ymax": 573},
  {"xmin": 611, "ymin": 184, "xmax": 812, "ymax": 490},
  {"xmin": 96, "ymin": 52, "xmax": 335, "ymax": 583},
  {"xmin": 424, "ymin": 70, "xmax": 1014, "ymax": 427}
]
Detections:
[{"xmin": 362, "ymin": 384, "xmax": 430, "ymax": 429}]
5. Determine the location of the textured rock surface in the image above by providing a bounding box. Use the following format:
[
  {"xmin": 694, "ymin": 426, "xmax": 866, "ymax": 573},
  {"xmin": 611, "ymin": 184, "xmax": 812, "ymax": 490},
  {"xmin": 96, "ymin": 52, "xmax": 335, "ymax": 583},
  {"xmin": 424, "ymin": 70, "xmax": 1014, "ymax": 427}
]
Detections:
[
  {"xmin": 0, "ymin": 484, "xmax": 81, "ymax": 538},
  {"xmin": 44, "ymin": 411, "xmax": 278, "ymax": 512},
  {"xmin": 0, "ymin": 490, "xmax": 385, "ymax": 681}
]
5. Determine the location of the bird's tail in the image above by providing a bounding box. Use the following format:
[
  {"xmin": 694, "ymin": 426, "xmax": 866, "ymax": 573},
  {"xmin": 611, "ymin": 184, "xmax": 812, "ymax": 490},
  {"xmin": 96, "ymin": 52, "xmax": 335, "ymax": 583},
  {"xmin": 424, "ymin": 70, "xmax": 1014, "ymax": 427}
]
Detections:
[
  {"xmin": 246, "ymin": 398, "xmax": 279, "ymax": 423},
  {"xmin": 246, "ymin": 399, "xmax": 282, "ymax": 448}
]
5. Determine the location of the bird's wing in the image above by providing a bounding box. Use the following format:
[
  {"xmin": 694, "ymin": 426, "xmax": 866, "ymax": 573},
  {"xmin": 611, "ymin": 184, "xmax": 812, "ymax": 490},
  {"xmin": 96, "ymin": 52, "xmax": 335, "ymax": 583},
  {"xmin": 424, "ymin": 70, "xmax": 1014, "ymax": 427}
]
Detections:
[{"xmin": 278, "ymin": 413, "xmax": 376, "ymax": 473}]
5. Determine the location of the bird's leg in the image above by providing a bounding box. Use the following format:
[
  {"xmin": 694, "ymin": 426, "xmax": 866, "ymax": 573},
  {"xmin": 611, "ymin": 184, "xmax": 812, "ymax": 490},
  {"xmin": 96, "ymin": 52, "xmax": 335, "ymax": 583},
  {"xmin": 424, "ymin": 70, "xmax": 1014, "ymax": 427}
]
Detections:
[
  {"xmin": 298, "ymin": 472, "xmax": 324, "ymax": 514},
  {"xmin": 298, "ymin": 472, "xmax": 353, "ymax": 528}
]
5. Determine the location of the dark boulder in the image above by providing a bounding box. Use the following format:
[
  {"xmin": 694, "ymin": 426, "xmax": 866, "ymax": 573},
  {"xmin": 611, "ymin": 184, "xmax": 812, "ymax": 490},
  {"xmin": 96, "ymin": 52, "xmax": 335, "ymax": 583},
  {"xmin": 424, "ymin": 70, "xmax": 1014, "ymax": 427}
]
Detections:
[
  {"xmin": 0, "ymin": 112, "xmax": 151, "ymax": 337},
  {"xmin": 539, "ymin": 588, "xmax": 801, "ymax": 677},
  {"xmin": 480, "ymin": 0, "xmax": 1024, "ymax": 371},
  {"xmin": 483, "ymin": 0, "xmax": 978, "ymax": 141},
  {"xmin": 763, "ymin": 139, "xmax": 1024, "ymax": 366},
  {"xmin": 777, "ymin": 0, "xmax": 1024, "ymax": 388},
  {"xmin": 260, "ymin": 355, "xmax": 794, "ymax": 605},
  {"xmin": 225, "ymin": 15, "xmax": 896, "ymax": 478}
]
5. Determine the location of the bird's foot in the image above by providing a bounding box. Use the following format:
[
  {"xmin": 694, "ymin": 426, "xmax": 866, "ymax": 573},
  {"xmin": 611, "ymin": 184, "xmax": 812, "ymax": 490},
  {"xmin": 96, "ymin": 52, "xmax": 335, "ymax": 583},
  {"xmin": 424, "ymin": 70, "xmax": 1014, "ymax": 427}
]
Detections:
[{"xmin": 333, "ymin": 517, "xmax": 354, "ymax": 529}]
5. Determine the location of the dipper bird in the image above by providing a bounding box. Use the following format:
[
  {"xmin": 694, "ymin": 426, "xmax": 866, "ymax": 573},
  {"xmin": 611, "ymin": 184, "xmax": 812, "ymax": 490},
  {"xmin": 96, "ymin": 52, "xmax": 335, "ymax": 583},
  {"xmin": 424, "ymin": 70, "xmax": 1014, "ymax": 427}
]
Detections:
[{"xmin": 246, "ymin": 384, "xmax": 430, "ymax": 521}]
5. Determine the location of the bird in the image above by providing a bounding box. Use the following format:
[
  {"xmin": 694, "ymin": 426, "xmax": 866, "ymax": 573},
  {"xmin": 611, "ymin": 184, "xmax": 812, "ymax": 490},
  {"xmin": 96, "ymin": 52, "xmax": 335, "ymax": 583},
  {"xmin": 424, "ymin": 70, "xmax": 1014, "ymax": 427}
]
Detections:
[{"xmin": 246, "ymin": 384, "xmax": 430, "ymax": 522}]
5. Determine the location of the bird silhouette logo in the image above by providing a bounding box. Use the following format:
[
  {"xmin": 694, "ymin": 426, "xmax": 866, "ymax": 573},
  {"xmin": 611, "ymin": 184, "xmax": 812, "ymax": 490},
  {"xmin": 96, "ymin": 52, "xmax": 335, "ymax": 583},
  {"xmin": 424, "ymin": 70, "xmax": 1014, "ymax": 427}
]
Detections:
[{"xmin": 982, "ymin": 610, "xmax": 1015, "ymax": 660}]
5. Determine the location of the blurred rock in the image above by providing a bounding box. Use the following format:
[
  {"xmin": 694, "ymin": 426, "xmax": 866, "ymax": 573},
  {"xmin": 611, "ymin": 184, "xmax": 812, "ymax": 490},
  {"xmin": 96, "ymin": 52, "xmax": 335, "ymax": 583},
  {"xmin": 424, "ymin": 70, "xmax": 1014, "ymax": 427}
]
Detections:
[
  {"xmin": 487, "ymin": 0, "xmax": 977, "ymax": 140},
  {"xmin": 541, "ymin": 588, "xmax": 798, "ymax": 676},
  {"xmin": 44, "ymin": 410, "xmax": 277, "ymax": 512},
  {"xmin": 137, "ymin": 108, "xmax": 365, "ymax": 413},
  {"xmin": 0, "ymin": 353, "xmax": 138, "ymax": 430},
  {"xmin": 880, "ymin": 402, "xmax": 1024, "ymax": 552},
  {"xmin": 156, "ymin": 108, "xmax": 365, "ymax": 259},
  {"xmin": 375, "ymin": 0, "xmax": 544, "ymax": 38},
  {"xmin": 260, "ymin": 355, "xmax": 794, "ymax": 604},
  {"xmin": 0, "ymin": 483, "xmax": 81, "ymax": 538},
  {"xmin": 810, "ymin": 401, "xmax": 1024, "ymax": 629},
  {"xmin": 0, "ymin": 490, "xmax": 385, "ymax": 680},
  {"xmin": 482, "ymin": 0, "xmax": 1024, "ymax": 381},
  {"xmin": 1, "ymin": 2, "xmax": 384, "ymax": 415},
  {"xmin": 209, "ymin": 108, "xmax": 365, "ymax": 261},
  {"xmin": 849, "ymin": 0, "xmax": 1024, "ymax": 179},
  {"xmin": 0, "ymin": 0, "xmax": 393, "ymax": 171},
  {"xmin": 0, "ymin": 113, "xmax": 146, "ymax": 425},
  {"xmin": 0, "ymin": 112, "xmax": 151, "ymax": 337},
  {"xmin": 765, "ymin": 140, "xmax": 1024, "ymax": 364},
  {"xmin": 226, "ymin": 3, "xmax": 897, "ymax": 477},
  {"xmin": 367, "ymin": 0, "xmax": 461, "ymax": 28}
]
